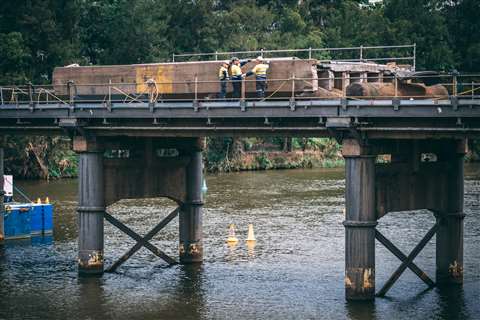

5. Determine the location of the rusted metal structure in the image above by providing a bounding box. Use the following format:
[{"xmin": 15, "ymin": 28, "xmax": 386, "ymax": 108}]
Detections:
[
  {"xmin": 52, "ymin": 58, "xmax": 317, "ymax": 99},
  {"xmin": 342, "ymin": 139, "xmax": 467, "ymax": 299},
  {"xmin": 0, "ymin": 44, "xmax": 479, "ymax": 302}
]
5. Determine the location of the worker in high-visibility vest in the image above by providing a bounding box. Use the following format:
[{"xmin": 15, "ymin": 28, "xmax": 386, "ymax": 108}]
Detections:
[
  {"xmin": 244, "ymin": 56, "xmax": 269, "ymax": 98},
  {"xmin": 218, "ymin": 61, "xmax": 230, "ymax": 99},
  {"xmin": 230, "ymin": 57, "xmax": 249, "ymax": 98}
]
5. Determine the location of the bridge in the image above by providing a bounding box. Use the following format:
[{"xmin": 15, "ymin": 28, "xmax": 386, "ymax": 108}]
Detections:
[{"xmin": 0, "ymin": 57, "xmax": 479, "ymax": 301}]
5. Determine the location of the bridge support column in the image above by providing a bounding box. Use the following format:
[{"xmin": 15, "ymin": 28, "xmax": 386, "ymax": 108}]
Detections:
[
  {"xmin": 436, "ymin": 141, "xmax": 466, "ymax": 285},
  {"xmin": 179, "ymin": 139, "xmax": 204, "ymax": 263},
  {"xmin": 74, "ymin": 137, "xmax": 105, "ymax": 275},
  {"xmin": 342, "ymin": 139, "xmax": 377, "ymax": 300}
]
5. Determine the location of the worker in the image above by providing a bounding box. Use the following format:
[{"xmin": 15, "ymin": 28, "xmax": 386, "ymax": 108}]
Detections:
[
  {"xmin": 230, "ymin": 57, "xmax": 249, "ymax": 98},
  {"xmin": 244, "ymin": 56, "xmax": 269, "ymax": 98},
  {"xmin": 218, "ymin": 61, "xmax": 230, "ymax": 99}
]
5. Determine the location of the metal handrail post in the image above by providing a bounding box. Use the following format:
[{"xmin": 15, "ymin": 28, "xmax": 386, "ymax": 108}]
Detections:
[
  {"xmin": 215, "ymin": 51, "xmax": 218, "ymax": 61},
  {"xmin": 394, "ymin": 75, "xmax": 398, "ymax": 97},
  {"xmin": 452, "ymin": 74, "xmax": 458, "ymax": 97},
  {"xmin": 291, "ymin": 74, "xmax": 296, "ymax": 99},
  {"xmin": 360, "ymin": 45, "xmax": 363, "ymax": 61},
  {"xmin": 413, "ymin": 43, "xmax": 416, "ymax": 71},
  {"xmin": 309, "ymin": 47, "xmax": 312, "ymax": 59},
  {"xmin": 1, "ymin": 87, "xmax": 3, "ymax": 105},
  {"xmin": 28, "ymin": 82, "xmax": 35, "ymax": 111},
  {"xmin": 108, "ymin": 79, "xmax": 112, "ymax": 110},
  {"xmin": 241, "ymin": 77, "xmax": 246, "ymax": 101},
  {"xmin": 194, "ymin": 76, "xmax": 198, "ymax": 102}
]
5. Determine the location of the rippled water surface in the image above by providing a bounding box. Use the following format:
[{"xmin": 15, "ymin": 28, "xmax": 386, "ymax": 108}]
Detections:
[{"xmin": 0, "ymin": 165, "xmax": 479, "ymax": 320}]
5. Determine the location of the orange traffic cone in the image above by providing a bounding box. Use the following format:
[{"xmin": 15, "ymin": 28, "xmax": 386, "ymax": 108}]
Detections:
[{"xmin": 226, "ymin": 224, "xmax": 239, "ymax": 243}]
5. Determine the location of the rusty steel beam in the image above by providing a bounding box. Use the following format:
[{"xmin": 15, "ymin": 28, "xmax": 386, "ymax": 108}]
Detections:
[
  {"xmin": 106, "ymin": 207, "xmax": 179, "ymax": 273},
  {"xmin": 377, "ymin": 222, "xmax": 439, "ymax": 297},
  {"xmin": 104, "ymin": 211, "xmax": 177, "ymax": 269},
  {"xmin": 375, "ymin": 229, "xmax": 435, "ymax": 288},
  {"xmin": 52, "ymin": 59, "xmax": 316, "ymax": 99}
]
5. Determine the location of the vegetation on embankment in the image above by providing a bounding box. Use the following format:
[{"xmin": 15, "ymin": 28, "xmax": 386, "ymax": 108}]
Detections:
[
  {"xmin": 205, "ymin": 137, "xmax": 344, "ymax": 172},
  {"xmin": 3, "ymin": 136, "xmax": 344, "ymax": 180},
  {"xmin": 3, "ymin": 136, "xmax": 478, "ymax": 180}
]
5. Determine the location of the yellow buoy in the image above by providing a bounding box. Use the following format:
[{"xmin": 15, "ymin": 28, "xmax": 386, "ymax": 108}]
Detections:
[
  {"xmin": 246, "ymin": 223, "xmax": 256, "ymax": 242},
  {"xmin": 45, "ymin": 197, "xmax": 50, "ymax": 204},
  {"xmin": 36, "ymin": 198, "xmax": 42, "ymax": 204},
  {"xmin": 226, "ymin": 224, "xmax": 239, "ymax": 243}
]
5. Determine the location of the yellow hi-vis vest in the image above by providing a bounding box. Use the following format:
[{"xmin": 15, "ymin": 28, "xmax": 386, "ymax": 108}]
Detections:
[
  {"xmin": 251, "ymin": 63, "xmax": 269, "ymax": 76},
  {"xmin": 230, "ymin": 64, "xmax": 243, "ymax": 77},
  {"xmin": 218, "ymin": 66, "xmax": 229, "ymax": 80}
]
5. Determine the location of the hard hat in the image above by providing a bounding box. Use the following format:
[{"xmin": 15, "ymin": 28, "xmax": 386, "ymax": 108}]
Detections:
[
  {"xmin": 256, "ymin": 56, "xmax": 264, "ymax": 61},
  {"xmin": 231, "ymin": 56, "xmax": 239, "ymax": 62},
  {"xmin": 223, "ymin": 60, "xmax": 230, "ymax": 65}
]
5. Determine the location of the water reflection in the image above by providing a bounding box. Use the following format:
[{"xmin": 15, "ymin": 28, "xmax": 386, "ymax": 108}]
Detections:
[
  {"xmin": 345, "ymin": 301, "xmax": 377, "ymax": 320},
  {"xmin": 246, "ymin": 240, "xmax": 256, "ymax": 258},
  {"xmin": 1, "ymin": 166, "xmax": 478, "ymax": 319},
  {"xmin": 172, "ymin": 264, "xmax": 205, "ymax": 320},
  {"xmin": 436, "ymin": 286, "xmax": 469, "ymax": 319},
  {"xmin": 77, "ymin": 277, "xmax": 107, "ymax": 319}
]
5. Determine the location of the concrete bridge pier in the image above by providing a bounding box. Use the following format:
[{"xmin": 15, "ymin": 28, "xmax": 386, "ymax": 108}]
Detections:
[
  {"xmin": 436, "ymin": 142, "xmax": 466, "ymax": 286},
  {"xmin": 342, "ymin": 140, "xmax": 377, "ymax": 300},
  {"xmin": 179, "ymin": 144, "xmax": 204, "ymax": 263},
  {"xmin": 74, "ymin": 137, "xmax": 105, "ymax": 275}
]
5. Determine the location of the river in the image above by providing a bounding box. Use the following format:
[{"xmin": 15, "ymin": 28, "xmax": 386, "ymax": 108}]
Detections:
[{"xmin": 0, "ymin": 165, "xmax": 479, "ymax": 320}]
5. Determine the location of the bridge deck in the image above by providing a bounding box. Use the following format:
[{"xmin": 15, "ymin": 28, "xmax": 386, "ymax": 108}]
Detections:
[{"xmin": 1, "ymin": 98, "xmax": 479, "ymax": 138}]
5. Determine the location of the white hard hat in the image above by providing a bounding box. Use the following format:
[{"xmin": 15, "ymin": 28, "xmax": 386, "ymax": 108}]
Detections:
[{"xmin": 256, "ymin": 56, "xmax": 264, "ymax": 61}]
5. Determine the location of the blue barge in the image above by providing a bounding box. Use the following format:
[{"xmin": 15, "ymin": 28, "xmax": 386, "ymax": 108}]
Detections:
[{"xmin": 3, "ymin": 202, "xmax": 53, "ymax": 240}]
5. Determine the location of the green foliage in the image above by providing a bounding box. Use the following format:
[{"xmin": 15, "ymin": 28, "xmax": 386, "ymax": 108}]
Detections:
[
  {"xmin": 4, "ymin": 136, "xmax": 77, "ymax": 179},
  {"xmin": 255, "ymin": 152, "xmax": 272, "ymax": 170},
  {"xmin": 0, "ymin": 0, "xmax": 478, "ymax": 178}
]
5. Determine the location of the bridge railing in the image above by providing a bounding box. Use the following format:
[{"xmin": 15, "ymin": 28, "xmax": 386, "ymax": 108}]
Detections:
[
  {"xmin": 1, "ymin": 73, "xmax": 479, "ymax": 107},
  {"xmin": 172, "ymin": 44, "xmax": 417, "ymax": 69}
]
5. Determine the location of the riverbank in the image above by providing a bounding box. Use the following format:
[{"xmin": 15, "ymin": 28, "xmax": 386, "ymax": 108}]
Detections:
[
  {"xmin": 206, "ymin": 150, "xmax": 344, "ymax": 172},
  {"xmin": 3, "ymin": 136, "xmax": 479, "ymax": 180}
]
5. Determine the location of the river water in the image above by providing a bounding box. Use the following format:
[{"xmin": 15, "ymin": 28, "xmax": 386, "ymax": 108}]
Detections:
[{"xmin": 0, "ymin": 165, "xmax": 479, "ymax": 320}]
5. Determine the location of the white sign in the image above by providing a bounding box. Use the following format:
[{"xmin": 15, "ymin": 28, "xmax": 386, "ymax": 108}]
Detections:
[{"xmin": 3, "ymin": 175, "xmax": 13, "ymax": 197}]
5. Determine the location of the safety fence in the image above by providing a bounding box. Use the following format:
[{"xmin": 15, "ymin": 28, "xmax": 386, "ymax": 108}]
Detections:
[
  {"xmin": 172, "ymin": 44, "xmax": 416, "ymax": 69},
  {"xmin": 0, "ymin": 73, "xmax": 479, "ymax": 107}
]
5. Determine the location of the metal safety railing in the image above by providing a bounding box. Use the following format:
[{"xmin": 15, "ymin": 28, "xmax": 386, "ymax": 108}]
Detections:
[
  {"xmin": 1, "ymin": 73, "xmax": 480, "ymax": 108},
  {"xmin": 172, "ymin": 44, "xmax": 417, "ymax": 70}
]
